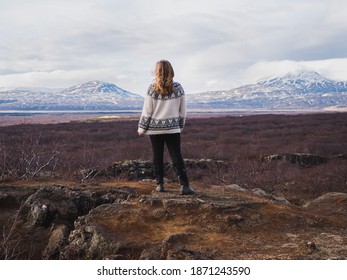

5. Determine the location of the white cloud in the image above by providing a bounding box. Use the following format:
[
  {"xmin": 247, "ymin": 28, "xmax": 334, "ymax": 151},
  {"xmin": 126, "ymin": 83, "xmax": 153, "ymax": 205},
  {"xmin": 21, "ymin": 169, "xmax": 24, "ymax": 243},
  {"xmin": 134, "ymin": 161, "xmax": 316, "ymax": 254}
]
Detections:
[
  {"xmin": 0, "ymin": 0, "xmax": 347, "ymax": 93},
  {"xmin": 242, "ymin": 59, "xmax": 347, "ymax": 84}
]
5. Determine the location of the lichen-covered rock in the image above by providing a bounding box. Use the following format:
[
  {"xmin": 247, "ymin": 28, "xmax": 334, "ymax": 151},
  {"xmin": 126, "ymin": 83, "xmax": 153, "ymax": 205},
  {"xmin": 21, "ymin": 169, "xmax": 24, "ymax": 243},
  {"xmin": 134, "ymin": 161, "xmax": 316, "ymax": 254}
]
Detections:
[
  {"xmin": 263, "ymin": 153, "xmax": 328, "ymax": 166},
  {"xmin": 43, "ymin": 224, "xmax": 70, "ymax": 259},
  {"xmin": 107, "ymin": 159, "xmax": 228, "ymax": 180},
  {"xmin": 21, "ymin": 186, "xmax": 96, "ymax": 227},
  {"xmin": 61, "ymin": 203, "xmax": 144, "ymax": 260},
  {"xmin": 19, "ymin": 186, "xmax": 136, "ymax": 229}
]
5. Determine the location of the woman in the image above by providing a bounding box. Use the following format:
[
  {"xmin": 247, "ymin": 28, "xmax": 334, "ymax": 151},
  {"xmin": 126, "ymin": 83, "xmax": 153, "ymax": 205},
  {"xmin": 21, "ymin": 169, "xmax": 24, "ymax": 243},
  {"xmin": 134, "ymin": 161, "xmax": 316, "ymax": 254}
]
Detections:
[{"xmin": 138, "ymin": 60, "xmax": 194, "ymax": 195}]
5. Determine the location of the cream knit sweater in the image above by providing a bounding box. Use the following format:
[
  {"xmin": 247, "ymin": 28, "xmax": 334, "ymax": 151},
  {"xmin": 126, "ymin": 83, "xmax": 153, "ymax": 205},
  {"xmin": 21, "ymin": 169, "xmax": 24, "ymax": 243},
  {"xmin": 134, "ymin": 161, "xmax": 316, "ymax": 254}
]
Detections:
[{"xmin": 137, "ymin": 82, "xmax": 187, "ymax": 135}]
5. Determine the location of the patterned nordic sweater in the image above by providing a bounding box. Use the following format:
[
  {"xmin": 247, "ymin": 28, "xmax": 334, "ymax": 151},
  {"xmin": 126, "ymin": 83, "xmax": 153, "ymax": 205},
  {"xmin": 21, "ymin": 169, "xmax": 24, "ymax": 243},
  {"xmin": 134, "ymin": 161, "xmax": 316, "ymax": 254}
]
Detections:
[{"xmin": 137, "ymin": 82, "xmax": 186, "ymax": 135}]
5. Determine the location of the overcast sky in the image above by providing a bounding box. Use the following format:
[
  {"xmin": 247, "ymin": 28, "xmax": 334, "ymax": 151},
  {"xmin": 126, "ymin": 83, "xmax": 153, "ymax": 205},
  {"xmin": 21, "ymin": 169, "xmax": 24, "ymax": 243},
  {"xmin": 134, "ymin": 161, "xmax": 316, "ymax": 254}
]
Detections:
[{"xmin": 1, "ymin": 0, "xmax": 347, "ymax": 94}]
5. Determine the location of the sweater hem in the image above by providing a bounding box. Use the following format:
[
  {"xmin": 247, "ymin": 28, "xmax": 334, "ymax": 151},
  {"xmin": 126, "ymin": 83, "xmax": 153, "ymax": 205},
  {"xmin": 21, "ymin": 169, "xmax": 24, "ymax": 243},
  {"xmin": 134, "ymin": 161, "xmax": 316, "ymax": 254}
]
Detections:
[{"xmin": 142, "ymin": 129, "xmax": 182, "ymax": 135}]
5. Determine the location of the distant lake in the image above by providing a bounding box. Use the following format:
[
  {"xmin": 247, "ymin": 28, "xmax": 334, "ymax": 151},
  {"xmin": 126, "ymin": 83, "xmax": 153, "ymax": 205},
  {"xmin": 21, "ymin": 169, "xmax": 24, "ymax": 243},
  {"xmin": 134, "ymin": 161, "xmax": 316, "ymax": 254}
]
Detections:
[{"xmin": 0, "ymin": 110, "xmax": 142, "ymax": 117}]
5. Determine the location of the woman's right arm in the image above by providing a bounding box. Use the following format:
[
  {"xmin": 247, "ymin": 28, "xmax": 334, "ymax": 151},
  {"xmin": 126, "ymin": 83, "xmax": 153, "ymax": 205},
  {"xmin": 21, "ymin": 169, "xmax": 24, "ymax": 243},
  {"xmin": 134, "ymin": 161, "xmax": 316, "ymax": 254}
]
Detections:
[{"xmin": 179, "ymin": 86, "xmax": 187, "ymax": 131}]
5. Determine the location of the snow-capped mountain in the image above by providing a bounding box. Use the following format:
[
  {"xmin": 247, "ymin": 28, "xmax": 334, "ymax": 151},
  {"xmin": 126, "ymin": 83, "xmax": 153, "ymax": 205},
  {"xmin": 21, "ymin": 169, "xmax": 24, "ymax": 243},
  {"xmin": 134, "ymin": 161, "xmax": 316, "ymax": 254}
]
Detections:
[
  {"xmin": 187, "ymin": 70, "xmax": 347, "ymax": 110},
  {"xmin": 257, "ymin": 71, "xmax": 347, "ymax": 94},
  {"xmin": 1, "ymin": 71, "xmax": 347, "ymax": 112},
  {"xmin": 0, "ymin": 81, "xmax": 143, "ymax": 111},
  {"xmin": 61, "ymin": 81, "xmax": 133, "ymax": 97}
]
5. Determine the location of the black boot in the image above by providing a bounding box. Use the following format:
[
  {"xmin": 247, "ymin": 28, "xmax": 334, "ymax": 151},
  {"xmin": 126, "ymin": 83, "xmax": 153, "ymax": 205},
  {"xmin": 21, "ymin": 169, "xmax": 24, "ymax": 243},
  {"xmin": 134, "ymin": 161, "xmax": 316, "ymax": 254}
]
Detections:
[
  {"xmin": 173, "ymin": 164, "xmax": 195, "ymax": 195},
  {"xmin": 153, "ymin": 164, "xmax": 165, "ymax": 192},
  {"xmin": 156, "ymin": 184, "xmax": 165, "ymax": 192},
  {"xmin": 180, "ymin": 184, "xmax": 195, "ymax": 195}
]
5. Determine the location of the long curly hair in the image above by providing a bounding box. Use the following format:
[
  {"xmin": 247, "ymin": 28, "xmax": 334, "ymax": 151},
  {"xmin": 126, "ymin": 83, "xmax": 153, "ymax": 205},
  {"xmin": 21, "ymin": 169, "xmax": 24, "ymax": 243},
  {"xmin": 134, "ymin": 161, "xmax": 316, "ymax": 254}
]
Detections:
[{"xmin": 153, "ymin": 60, "xmax": 175, "ymax": 95}]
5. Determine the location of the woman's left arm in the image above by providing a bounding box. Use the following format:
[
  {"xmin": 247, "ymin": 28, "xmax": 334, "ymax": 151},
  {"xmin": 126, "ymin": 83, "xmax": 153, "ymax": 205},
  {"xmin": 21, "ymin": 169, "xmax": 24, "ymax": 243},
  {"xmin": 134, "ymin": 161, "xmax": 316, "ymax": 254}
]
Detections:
[{"xmin": 138, "ymin": 91, "xmax": 153, "ymax": 135}]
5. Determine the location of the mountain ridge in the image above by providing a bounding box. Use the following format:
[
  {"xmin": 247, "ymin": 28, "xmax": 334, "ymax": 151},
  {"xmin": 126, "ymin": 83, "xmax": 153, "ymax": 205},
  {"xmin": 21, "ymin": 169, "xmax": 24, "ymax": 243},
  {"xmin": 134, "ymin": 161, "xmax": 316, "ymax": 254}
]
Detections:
[
  {"xmin": 1, "ymin": 70, "xmax": 347, "ymax": 111},
  {"xmin": 0, "ymin": 81, "xmax": 144, "ymax": 111},
  {"xmin": 187, "ymin": 70, "xmax": 347, "ymax": 110}
]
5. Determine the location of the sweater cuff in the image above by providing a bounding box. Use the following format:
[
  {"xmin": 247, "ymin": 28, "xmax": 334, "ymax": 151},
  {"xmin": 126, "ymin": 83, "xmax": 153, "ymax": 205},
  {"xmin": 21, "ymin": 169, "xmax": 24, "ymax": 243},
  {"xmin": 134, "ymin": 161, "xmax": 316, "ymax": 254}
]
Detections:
[
  {"xmin": 179, "ymin": 117, "xmax": 186, "ymax": 129},
  {"xmin": 137, "ymin": 127, "xmax": 146, "ymax": 134}
]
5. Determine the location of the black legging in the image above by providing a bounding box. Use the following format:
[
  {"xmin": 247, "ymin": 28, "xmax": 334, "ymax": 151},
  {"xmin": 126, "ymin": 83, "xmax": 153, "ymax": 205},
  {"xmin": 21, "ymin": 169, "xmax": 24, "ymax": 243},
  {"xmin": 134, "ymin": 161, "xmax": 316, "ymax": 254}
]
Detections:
[
  {"xmin": 149, "ymin": 133, "xmax": 188, "ymax": 186},
  {"xmin": 149, "ymin": 133, "xmax": 184, "ymax": 166}
]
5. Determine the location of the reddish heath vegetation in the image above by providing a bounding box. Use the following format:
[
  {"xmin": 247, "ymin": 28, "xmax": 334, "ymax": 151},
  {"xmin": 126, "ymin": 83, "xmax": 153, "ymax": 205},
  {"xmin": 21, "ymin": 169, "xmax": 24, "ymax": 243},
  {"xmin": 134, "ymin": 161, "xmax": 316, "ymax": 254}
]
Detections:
[{"xmin": 0, "ymin": 112, "xmax": 346, "ymax": 202}]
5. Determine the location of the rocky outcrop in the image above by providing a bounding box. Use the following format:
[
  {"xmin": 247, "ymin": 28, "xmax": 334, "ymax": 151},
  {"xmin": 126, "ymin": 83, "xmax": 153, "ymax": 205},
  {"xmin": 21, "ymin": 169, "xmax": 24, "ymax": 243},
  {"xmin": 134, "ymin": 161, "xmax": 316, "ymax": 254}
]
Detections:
[
  {"xmin": 1, "ymin": 183, "xmax": 347, "ymax": 260},
  {"xmin": 107, "ymin": 160, "xmax": 154, "ymax": 180},
  {"xmin": 60, "ymin": 190, "xmax": 263, "ymax": 260},
  {"xmin": 21, "ymin": 186, "xmax": 97, "ymax": 228},
  {"xmin": 263, "ymin": 153, "xmax": 328, "ymax": 166},
  {"xmin": 107, "ymin": 159, "xmax": 227, "ymax": 180},
  {"xmin": 1, "ymin": 185, "xmax": 136, "ymax": 259},
  {"xmin": 59, "ymin": 186, "xmax": 347, "ymax": 260}
]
